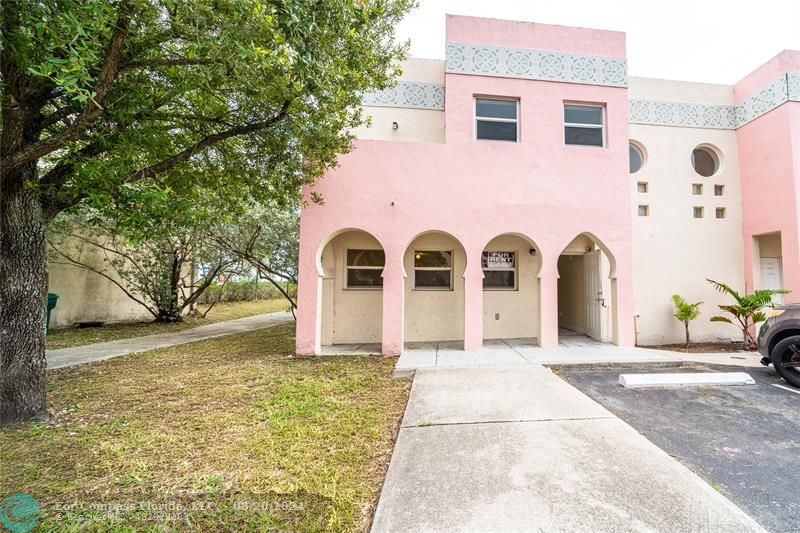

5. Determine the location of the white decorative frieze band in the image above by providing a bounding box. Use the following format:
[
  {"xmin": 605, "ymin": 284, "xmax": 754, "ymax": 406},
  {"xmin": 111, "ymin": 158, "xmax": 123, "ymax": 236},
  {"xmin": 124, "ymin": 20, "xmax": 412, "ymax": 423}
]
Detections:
[
  {"xmin": 445, "ymin": 42, "xmax": 627, "ymax": 87},
  {"xmin": 361, "ymin": 73, "xmax": 798, "ymax": 128},
  {"xmin": 628, "ymin": 100, "xmax": 737, "ymax": 129},
  {"xmin": 631, "ymin": 72, "xmax": 799, "ymax": 130},
  {"xmin": 789, "ymin": 73, "xmax": 800, "ymax": 101},
  {"xmin": 362, "ymin": 81, "xmax": 445, "ymax": 110}
]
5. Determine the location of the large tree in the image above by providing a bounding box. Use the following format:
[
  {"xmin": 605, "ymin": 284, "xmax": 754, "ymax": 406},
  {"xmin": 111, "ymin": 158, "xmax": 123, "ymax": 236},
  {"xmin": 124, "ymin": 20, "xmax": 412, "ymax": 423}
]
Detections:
[{"xmin": 0, "ymin": 0, "xmax": 413, "ymax": 424}]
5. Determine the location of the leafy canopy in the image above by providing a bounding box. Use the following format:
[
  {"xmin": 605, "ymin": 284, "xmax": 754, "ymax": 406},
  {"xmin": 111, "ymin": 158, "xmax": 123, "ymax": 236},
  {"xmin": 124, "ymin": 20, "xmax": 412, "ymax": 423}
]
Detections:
[{"xmin": 1, "ymin": 0, "xmax": 415, "ymax": 221}]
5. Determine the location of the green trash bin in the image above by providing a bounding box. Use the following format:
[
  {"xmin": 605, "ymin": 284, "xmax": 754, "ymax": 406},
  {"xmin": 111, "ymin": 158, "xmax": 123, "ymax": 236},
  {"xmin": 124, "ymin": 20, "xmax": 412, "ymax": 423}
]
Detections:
[{"xmin": 46, "ymin": 292, "xmax": 59, "ymax": 332}]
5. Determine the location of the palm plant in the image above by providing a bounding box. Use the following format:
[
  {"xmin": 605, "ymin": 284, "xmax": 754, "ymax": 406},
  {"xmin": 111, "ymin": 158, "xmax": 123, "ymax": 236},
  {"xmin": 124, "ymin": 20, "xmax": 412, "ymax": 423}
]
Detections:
[
  {"xmin": 707, "ymin": 279, "xmax": 789, "ymax": 348},
  {"xmin": 672, "ymin": 294, "xmax": 702, "ymax": 348}
]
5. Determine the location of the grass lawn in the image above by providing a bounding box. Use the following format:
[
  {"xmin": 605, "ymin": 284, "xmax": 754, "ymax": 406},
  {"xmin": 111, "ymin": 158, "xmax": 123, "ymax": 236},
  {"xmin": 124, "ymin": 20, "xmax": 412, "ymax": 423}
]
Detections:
[
  {"xmin": 46, "ymin": 299, "xmax": 291, "ymax": 349},
  {"xmin": 2, "ymin": 323, "xmax": 410, "ymax": 531}
]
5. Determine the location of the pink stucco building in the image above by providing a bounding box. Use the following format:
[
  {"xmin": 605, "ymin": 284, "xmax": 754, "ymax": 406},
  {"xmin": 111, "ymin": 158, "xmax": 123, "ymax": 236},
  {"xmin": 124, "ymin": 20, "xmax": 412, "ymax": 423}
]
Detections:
[{"xmin": 296, "ymin": 15, "xmax": 800, "ymax": 356}]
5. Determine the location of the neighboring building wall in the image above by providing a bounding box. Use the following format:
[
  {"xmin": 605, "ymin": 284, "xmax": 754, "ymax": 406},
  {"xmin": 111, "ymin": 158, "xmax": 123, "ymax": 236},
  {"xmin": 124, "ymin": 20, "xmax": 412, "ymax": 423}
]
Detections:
[
  {"xmin": 628, "ymin": 78, "xmax": 746, "ymax": 344},
  {"xmin": 47, "ymin": 239, "xmax": 152, "ymax": 328}
]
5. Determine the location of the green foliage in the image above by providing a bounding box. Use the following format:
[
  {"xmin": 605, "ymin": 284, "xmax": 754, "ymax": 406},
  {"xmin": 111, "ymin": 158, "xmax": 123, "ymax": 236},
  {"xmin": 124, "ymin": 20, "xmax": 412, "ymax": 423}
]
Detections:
[
  {"xmin": 671, "ymin": 294, "xmax": 702, "ymax": 347},
  {"xmin": 707, "ymin": 278, "xmax": 789, "ymax": 347},
  {"xmin": 672, "ymin": 294, "xmax": 702, "ymax": 323},
  {"xmin": 3, "ymin": 0, "xmax": 416, "ymax": 218},
  {"xmin": 48, "ymin": 205, "xmax": 245, "ymax": 322},
  {"xmin": 211, "ymin": 203, "xmax": 300, "ymax": 308},
  {"xmin": 198, "ymin": 280, "xmax": 295, "ymax": 304},
  {"xmin": 2, "ymin": 0, "xmax": 415, "ymax": 421}
]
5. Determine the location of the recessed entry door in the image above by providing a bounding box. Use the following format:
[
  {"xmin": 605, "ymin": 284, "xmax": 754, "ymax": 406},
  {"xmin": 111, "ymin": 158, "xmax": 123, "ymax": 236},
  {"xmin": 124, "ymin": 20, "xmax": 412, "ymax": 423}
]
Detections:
[
  {"xmin": 760, "ymin": 257, "xmax": 784, "ymax": 305},
  {"xmin": 584, "ymin": 250, "xmax": 603, "ymax": 341}
]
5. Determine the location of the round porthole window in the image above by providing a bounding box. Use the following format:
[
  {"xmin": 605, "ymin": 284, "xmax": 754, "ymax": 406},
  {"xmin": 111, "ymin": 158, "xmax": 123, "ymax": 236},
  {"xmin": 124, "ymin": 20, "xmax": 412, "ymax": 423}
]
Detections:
[
  {"xmin": 629, "ymin": 142, "xmax": 645, "ymax": 174},
  {"xmin": 691, "ymin": 146, "xmax": 720, "ymax": 177}
]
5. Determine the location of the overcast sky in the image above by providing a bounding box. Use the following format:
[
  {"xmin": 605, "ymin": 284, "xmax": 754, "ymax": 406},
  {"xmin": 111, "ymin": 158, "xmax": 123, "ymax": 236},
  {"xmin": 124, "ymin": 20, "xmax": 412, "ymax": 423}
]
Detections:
[{"xmin": 395, "ymin": 0, "xmax": 800, "ymax": 85}]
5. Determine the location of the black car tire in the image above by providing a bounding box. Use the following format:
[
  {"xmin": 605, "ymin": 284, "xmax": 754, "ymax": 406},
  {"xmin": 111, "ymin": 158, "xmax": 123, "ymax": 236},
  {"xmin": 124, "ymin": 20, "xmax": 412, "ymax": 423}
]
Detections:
[{"xmin": 771, "ymin": 335, "xmax": 800, "ymax": 389}]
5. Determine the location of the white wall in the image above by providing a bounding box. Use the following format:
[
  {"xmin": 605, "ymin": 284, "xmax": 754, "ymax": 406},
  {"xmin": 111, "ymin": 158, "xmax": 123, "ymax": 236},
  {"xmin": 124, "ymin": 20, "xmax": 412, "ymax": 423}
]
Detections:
[
  {"xmin": 320, "ymin": 231, "xmax": 383, "ymax": 345},
  {"xmin": 482, "ymin": 234, "xmax": 540, "ymax": 340},
  {"xmin": 629, "ymin": 78, "xmax": 745, "ymax": 345},
  {"xmin": 47, "ymin": 239, "xmax": 154, "ymax": 328},
  {"xmin": 354, "ymin": 58, "xmax": 445, "ymax": 143}
]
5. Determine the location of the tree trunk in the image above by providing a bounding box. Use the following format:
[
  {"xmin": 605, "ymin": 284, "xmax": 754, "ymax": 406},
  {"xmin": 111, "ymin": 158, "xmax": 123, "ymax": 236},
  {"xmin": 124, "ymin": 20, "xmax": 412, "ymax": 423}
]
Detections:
[
  {"xmin": 154, "ymin": 251, "xmax": 183, "ymax": 322},
  {"xmin": 684, "ymin": 322, "xmax": 690, "ymax": 349},
  {"xmin": 1, "ymin": 173, "xmax": 49, "ymax": 425}
]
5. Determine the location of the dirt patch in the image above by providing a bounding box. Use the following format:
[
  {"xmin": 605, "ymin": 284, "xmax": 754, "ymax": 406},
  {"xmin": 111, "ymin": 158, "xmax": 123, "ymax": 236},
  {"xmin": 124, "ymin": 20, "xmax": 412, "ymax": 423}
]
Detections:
[{"xmin": 642, "ymin": 342, "xmax": 748, "ymax": 353}]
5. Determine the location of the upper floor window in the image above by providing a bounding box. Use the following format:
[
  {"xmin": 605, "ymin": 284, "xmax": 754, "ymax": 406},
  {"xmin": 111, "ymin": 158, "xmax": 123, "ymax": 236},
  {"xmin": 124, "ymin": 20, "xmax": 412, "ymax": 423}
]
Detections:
[
  {"xmin": 564, "ymin": 104, "xmax": 605, "ymax": 147},
  {"xmin": 345, "ymin": 249, "xmax": 384, "ymax": 289},
  {"xmin": 475, "ymin": 98, "xmax": 518, "ymax": 142}
]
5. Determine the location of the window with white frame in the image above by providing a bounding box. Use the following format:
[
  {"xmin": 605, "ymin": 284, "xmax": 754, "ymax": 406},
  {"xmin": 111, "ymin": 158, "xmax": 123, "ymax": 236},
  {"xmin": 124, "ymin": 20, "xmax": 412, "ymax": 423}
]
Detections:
[
  {"xmin": 564, "ymin": 104, "xmax": 605, "ymax": 147},
  {"xmin": 475, "ymin": 98, "xmax": 518, "ymax": 142},
  {"xmin": 345, "ymin": 249, "xmax": 384, "ymax": 289},
  {"xmin": 413, "ymin": 251, "xmax": 453, "ymax": 290},
  {"xmin": 482, "ymin": 251, "xmax": 517, "ymax": 290}
]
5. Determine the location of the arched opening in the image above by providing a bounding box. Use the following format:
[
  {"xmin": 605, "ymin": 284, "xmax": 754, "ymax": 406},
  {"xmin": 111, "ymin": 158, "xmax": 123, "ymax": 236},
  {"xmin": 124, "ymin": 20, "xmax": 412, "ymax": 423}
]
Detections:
[
  {"xmin": 481, "ymin": 233, "xmax": 542, "ymax": 346},
  {"xmin": 403, "ymin": 231, "xmax": 467, "ymax": 347},
  {"xmin": 318, "ymin": 229, "xmax": 384, "ymax": 351},
  {"xmin": 557, "ymin": 233, "xmax": 616, "ymax": 345}
]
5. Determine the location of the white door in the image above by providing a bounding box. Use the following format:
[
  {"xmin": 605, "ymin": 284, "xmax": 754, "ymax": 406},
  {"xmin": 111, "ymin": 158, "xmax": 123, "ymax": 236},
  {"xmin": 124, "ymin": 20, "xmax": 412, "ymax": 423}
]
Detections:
[
  {"xmin": 584, "ymin": 250, "xmax": 603, "ymax": 341},
  {"xmin": 760, "ymin": 257, "xmax": 784, "ymax": 305}
]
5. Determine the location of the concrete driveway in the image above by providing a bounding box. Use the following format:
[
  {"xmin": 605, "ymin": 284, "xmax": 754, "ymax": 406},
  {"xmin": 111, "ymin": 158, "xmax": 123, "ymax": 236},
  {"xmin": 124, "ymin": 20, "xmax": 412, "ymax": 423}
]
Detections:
[{"xmin": 371, "ymin": 365, "xmax": 765, "ymax": 532}]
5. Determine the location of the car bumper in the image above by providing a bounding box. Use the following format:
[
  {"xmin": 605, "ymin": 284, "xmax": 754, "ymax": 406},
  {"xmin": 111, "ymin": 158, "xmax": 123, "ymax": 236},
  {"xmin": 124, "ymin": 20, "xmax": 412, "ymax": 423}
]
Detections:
[{"xmin": 757, "ymin": 322, "xmax": 770, "ymax": 358}]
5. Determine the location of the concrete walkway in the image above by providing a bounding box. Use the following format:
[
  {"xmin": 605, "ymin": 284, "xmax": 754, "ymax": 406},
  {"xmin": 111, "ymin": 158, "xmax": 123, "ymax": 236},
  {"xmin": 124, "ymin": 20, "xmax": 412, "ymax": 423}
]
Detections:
[
  {"xmin": 394, "ymin": 336, "xmax": 763, "ymax": 376},
  {"xmin": 47, "ymin": 311, "xmax": 294, "ymax": 370},
  {"xmin": 372, "ymin": 365, "xmax": 766, "ymax": 532}
]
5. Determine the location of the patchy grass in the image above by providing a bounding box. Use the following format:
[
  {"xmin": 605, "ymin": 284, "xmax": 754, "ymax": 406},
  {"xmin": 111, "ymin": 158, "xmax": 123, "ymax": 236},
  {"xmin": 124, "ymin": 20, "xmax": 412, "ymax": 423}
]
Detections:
[
  {"xmin": 3, "ymin": 323, "xmax": 410, "ymax": 531},
  {"xmin": 47, "ymin": 299, "xmax": 291, "ymax": 349}
]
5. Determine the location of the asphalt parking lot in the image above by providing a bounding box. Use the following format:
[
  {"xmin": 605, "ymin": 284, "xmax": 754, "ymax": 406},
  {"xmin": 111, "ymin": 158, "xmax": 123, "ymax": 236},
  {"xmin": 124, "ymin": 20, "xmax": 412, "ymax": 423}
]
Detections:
[{"xmin": 556, "ymin": 363, "xmax": 800, "ymax": 533}]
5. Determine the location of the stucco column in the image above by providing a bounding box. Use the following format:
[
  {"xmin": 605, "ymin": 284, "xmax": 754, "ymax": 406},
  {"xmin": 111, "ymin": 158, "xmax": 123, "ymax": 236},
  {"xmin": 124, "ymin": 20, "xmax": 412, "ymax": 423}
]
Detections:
[
  {"xmin": 611, "ymin": 248, "xmax": 636, "ymax": 347},
  {"xmin": 381, "ymin": 247, "xmax": 405, "ymax": 356},
  {"xmin": 463, "ymin": 261, "xmax": 484, "ymax": 351},
  {"xmin": 538, "ymin": 261, "xmax": 559, "ymax": 348},
  {"xmin": 295, "ymin": 235, "xmax": 321, "ymax": 356},
  {"xmin": 782, "ymin": 228, "xmax": 800, "ymax": 303}
]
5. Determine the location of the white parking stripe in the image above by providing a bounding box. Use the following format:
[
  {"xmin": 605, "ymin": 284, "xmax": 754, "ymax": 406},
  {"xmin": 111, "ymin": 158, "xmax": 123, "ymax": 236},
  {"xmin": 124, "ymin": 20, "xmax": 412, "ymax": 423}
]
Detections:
[{"xmin": 772, "ymin": 383, "xmax": 800, "ymax": 395}]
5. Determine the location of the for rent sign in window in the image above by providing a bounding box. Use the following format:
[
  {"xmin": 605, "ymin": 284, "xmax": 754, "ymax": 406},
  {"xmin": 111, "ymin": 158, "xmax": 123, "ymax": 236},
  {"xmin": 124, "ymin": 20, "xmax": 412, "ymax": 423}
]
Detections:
[{"xmin": 483, "ymin": 251, "xmax": 515, "ymax": 269}]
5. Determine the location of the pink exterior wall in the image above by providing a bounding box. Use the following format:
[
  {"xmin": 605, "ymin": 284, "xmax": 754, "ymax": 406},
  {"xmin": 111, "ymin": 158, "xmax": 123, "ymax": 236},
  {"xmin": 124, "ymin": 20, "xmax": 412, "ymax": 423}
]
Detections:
[
  {"xmin": 296, "ymin": 17, "xmax": 635, "ymax": 355},
  {"xmin": 736, "ymin": 51, "xmax": 800, "ymax": 303}
]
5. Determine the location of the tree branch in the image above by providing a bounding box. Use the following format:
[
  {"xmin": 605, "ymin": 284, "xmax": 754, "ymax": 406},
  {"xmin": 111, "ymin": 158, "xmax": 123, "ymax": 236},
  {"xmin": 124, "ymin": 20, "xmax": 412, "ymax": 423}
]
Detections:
[
  {"xmin": 1, "ymin": 1, "xmax": 133, "ymax": 177},
  {"xmin": 118, "ymin": 58, "xmax": 216, "ymax": 74},
  {"xmin": 125, "ymin": 100, "xmax": 292, "ymax": 183}
]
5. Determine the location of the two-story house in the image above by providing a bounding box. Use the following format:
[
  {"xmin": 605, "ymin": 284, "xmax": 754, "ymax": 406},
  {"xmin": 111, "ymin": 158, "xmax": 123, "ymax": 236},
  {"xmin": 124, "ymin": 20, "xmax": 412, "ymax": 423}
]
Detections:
[{"xmin": 295, "ymin": 15, "xmax": 800, "ymax": 356}]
